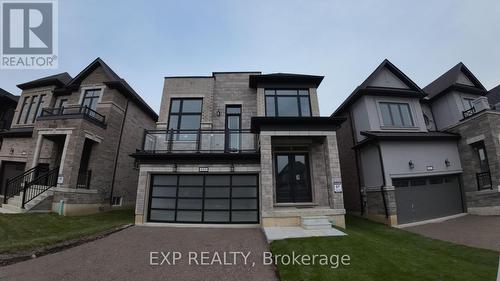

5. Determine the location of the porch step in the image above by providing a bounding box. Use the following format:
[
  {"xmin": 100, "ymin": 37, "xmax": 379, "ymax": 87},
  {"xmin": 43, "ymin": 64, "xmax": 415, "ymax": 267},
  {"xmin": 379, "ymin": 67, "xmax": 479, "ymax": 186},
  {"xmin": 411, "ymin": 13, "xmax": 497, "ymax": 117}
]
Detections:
[
  {"xmin": 1, "ymin": 186, "xmax": 54, "ymax": 213},
  {"xmin": 300, "ymin": 216, "xmax": 333, "ymax": 230}
]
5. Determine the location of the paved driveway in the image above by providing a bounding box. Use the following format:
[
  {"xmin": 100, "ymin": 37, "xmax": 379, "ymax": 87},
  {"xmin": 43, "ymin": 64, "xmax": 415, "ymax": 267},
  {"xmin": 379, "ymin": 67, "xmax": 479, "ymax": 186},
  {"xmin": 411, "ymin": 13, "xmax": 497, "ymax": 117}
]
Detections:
[
  {"xmin": 404, "ymin": 215, "xmax": 500, "ymax": 251},
  {"xmin": 0, "ymin": 226, "xmax": 279, "ymax": 281}
]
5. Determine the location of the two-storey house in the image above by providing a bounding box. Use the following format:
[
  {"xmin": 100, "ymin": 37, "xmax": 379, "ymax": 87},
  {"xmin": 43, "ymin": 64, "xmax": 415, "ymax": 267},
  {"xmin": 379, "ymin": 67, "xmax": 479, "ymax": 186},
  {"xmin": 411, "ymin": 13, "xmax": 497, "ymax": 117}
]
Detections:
[
  {"xmin": 424, "ymin": 63, "xmax": 500, "ymax": 216},
  {"xmin": 0, "ymin": 58, "xmax": 158, "ymax": 215},
  {"xmin": 333, "ymin": 60, "xmax": 464, "ymax": 226},
  {"xmin": 0, "ymin": 88, "xmax": 18, "ymax": 134},
  {"xmin": 132, "ymin": 72, "xmax": 346, "ymax": 229}
]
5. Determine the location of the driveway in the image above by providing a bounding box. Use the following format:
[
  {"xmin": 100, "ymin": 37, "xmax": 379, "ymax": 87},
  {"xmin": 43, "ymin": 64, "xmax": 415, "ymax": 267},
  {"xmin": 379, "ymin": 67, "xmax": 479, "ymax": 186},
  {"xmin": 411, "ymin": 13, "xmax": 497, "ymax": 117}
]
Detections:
[
  {"xmin": 404, "ymin": 215, "xmax": 500, "ymax": 251},
  {"xmin": 0, "ymin": 226, "xmax": 279, "ymax": 281}
]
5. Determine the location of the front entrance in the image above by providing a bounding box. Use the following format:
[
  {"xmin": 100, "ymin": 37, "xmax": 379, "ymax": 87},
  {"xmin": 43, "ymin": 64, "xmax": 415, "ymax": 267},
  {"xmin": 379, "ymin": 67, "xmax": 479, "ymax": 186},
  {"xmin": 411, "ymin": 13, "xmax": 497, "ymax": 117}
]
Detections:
[
  {"xmin": 275, "ymin": 153, "xmax": 312, "ymax": 203},
  {"xmin": 394, "ymin": 175, "xmax": 463, "ymax": 224},
  {"xmin": 0, "ymin": 161, "xmax": 26, "ymax": 195},
  {"xmin": 148, "ymin": 174, "xmax": 259, "ymax": 224}
]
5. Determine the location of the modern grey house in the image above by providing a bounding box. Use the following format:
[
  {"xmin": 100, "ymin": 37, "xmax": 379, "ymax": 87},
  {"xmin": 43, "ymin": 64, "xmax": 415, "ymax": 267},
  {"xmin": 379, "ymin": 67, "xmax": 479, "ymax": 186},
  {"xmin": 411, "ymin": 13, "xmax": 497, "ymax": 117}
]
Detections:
[
  {"xmin": 132, "ymin": 72, "xmax": 346, "ymax": 228},
  {"xmin": 0, "ymin": 58, "xmax": 158, "ymax": 215},
  {"xmin": 333, "ymin": 60, "xmax": 464, "ymax": 226},
  {"xmin": 424, "ymin": 63, "xmax": 500, "ymax": 216},
  {"xmin": 334, "ymin": 59, "xmax": 500, "ymax": 226}
]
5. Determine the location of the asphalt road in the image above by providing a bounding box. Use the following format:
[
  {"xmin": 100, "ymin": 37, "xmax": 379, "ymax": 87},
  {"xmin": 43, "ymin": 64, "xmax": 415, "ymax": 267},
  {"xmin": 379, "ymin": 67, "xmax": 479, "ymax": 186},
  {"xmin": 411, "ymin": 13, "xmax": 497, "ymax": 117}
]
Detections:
[{"xmin": 0, "ymin": 226, "xmax": 279, "ymax": 281}]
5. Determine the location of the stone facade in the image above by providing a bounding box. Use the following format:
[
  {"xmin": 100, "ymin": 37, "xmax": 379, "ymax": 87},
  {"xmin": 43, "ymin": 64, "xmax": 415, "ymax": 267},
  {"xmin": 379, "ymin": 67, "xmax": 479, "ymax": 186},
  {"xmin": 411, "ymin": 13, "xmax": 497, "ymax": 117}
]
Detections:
[
  {"xmin": 0, "ymin": 60, "xmax": 157, "ymax": 215},
  {"xmin": 134, "ymin": 72, "xmax": 346, "ymax": 228},
  {"xmin": 447, "ymin": 111, "xmax": 500, "ymax": 214}
]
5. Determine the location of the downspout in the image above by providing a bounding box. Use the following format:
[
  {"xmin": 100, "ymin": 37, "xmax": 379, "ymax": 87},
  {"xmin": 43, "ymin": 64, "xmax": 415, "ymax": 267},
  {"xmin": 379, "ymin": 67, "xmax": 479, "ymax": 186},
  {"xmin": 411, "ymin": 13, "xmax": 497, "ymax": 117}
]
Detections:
[
  {"xmin": 376, "ymin": 143, "xmax": 389, "ymax": 219},
  {"xmin": 109, "ymin": 99, "xmax": 130, "ymax": 205},
  {"xmin": 348, "ymin": 110, "xmax": 365, "ymax": 215}
]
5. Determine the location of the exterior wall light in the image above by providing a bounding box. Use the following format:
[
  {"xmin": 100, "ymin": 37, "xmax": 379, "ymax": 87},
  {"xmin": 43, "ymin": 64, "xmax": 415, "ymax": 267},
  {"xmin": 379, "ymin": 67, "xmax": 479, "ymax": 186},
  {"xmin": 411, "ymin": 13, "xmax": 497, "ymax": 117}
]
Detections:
[
  {"xmin": 217, "ymin": 110, "xmax": 221, "ymax": 116},
  {"xmin": 445, "ymin": 159, "xmax": 451, "ymax": 167},
  {"xmin": 408, "ymin": 160, "xmax": 414, "ymax": 169}
]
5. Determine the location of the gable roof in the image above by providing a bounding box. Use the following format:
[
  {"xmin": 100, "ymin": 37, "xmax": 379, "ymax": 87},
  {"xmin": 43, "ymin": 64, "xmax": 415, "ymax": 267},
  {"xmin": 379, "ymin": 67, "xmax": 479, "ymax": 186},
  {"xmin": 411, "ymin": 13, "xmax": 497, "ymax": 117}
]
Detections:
[
  {"xmin": 0, "ymin": 88, "xmax": 19, "ymax": 103},
  {"xmin": 332, "ymin": 59, "xmax": 425, "ymax": 116},
  {"xmin": 249, "ymin": 73, "xmax": 324, "ymax": 88},
  {"xmin": 422, "ymin": 62, "xmax": 486, "ymax": 101},
  {"xmin": 57, "ymin": 58, "xmax": 158, "ymax": 121},
  {"xmin": 17, "ymin": 72, "xmax": 72, "ymax": 90},
  {"xmin": 487, "ymin": 84, "xmax": 500, "ymax": 106}
]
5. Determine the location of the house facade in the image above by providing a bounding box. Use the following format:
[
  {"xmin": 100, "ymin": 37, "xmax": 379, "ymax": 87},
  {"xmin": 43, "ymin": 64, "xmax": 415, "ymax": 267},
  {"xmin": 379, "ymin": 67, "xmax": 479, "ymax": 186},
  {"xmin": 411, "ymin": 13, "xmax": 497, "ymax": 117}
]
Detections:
[
  {"xmin": 334, "ymin": 60, "xmax": 465, "ymax": 226},
  {"xmin": 0, "ymin": 88, "xmax": 18, "ymax": 148},
  {"xmin": 335, "ymin": 60, "xmax": 500, "ymax": 226},
  {"xmin": 132, "ymin": 72, "xmax": 346, "ymax": 228},
  {"xmin": 0, "ymin": 58, "xmax": 158, "ymax": 215}
]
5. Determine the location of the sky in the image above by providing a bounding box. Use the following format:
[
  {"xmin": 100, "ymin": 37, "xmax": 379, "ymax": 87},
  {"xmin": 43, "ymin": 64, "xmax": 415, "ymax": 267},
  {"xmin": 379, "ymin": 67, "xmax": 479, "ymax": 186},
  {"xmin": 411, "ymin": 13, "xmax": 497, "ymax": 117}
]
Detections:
[{"xmin": 1, "ymin": 0, "xmax": 500, "ymax": 115}]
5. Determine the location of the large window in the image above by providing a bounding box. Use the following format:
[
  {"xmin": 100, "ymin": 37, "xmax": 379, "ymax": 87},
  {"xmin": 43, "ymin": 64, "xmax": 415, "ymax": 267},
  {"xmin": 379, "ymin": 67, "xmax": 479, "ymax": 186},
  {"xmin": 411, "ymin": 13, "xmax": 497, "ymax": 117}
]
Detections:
[
  {"xmin": 16, "ymin": 95, "xmax": 47, "ymax": 124},
  {"xmin": 265, "ymin": 89, "xmax": 311, "ymax": 117},
  {"xmin": 168, "ymin": 98, "xmax": 203, "ymax": 140},
  {"xmin": 462, "ymin": 98, "xmax": 474, "ymax": 110},
  {"xmin": 81, "ymin": 89, "xmax": 102, "ymax": 110},
  {"xmin": 379, "ymin": 102, "xmax": 414, "ymax": 127}
]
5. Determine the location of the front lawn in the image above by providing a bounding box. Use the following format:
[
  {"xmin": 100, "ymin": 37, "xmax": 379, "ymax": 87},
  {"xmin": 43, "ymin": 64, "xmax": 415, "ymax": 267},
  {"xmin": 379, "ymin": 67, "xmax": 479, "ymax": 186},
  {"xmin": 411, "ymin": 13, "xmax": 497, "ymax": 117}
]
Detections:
[
  {"xmin": 270, "ymin": 215, "xmax": 499, "ymax": 281},
  {"xmin": 0, "ymin": 209, "xmax": 133, "ymax": 254}
]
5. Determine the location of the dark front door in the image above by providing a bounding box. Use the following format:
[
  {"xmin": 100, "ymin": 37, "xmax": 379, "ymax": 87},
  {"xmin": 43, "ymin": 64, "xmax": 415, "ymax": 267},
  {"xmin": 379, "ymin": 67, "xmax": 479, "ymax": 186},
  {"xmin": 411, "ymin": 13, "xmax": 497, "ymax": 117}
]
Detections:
[
  {"xmin": 0, "ymin": 162, "xmax": 26, "ymax": 195},
  {"xmin": 225, "ymin": 105, "xmax": 241, "ymax": 152},
  {"xmin": 275, "ymin": 153, "xmax": 312, "ymax": 203}
]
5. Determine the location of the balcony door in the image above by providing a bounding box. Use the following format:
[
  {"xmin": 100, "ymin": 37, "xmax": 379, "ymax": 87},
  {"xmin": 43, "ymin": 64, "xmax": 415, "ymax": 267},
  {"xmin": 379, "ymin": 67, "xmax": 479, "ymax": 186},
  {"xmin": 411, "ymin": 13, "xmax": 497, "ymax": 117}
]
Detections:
[
  {"xmin": 225, "ymin": 105, "xmax": 241, "ymax": 152},
  {"xmin": 81, "ymin": 89, "xmax": 101, "ymax": 111},
  {"xmin": 275, "ymin": 153, "xmax": 312, "ymax": 203}
]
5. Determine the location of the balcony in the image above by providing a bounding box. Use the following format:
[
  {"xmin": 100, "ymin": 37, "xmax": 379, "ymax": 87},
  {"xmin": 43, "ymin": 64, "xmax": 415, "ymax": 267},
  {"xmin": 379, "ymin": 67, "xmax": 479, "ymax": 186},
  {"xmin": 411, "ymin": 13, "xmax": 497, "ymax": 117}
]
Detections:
[
  {"xmin": 462, "ymin": 106, "xmax": 476, "ymax": 119},
  {"xmin": 38, "ymin": 106, "xmax": 106, "ymax": 127},
  {"xmin": 140, "ymin": 129, "xmax": 259, "ymax": 154}
]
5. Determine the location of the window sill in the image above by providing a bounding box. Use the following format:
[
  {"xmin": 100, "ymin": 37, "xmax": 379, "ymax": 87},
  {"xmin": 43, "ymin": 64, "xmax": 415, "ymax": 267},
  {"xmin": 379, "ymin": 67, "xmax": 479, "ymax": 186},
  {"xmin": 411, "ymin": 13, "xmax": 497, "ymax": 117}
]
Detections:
[{"xmin": 274, "ymin": 202, "xmax": 318, "ymax": 208}]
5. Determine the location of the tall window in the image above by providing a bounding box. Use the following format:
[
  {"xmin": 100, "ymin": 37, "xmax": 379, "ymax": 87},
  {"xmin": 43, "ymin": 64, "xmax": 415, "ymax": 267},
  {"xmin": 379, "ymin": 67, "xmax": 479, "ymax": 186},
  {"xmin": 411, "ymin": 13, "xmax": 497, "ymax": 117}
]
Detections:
[
  {"xmin": 81, "ymin": 89, "xmax": 102, "ymax": 111},
  {"xmin": 379, "ymin": 102, "xmax": 414, "ymax": 127},
  {"xmin": 462, "ymin": 98, "xmax": 474, "ymax": 110},
  {"xmin": 168, "ymin": 98, "xmax": 203, "ymax": 140},
  {"xmin": 16, "ymin": 95, "xmax": 47, "ymax": 124},
  {"xmin": 265, "ymin": 89, "xmax": 311, "ymax": 117}
]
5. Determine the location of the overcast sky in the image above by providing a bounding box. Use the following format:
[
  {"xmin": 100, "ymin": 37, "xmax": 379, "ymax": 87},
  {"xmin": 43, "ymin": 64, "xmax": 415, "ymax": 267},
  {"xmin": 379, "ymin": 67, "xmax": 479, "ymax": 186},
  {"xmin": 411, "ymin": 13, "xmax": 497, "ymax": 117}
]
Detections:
[{"xmin": 2, "ymin": 0, "xmax": 500, "ymax": 115}]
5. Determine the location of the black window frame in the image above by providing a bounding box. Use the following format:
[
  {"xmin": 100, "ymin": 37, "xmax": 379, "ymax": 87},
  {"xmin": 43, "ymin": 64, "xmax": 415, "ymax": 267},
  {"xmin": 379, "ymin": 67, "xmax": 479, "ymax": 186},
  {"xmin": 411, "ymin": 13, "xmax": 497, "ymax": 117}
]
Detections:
[
  {"xmin": 167, "ymin": 98, "xmax": 203, "ymax": 141},
  {"xmin": 265, "ymin": 89, "xmax": 312, "ymax": 117},
  {"xmin": 225, "ymin": 105, "xmax": 242, "ymax": 152},
  {"xmin": 274, "ymin": 152, "xmax": 313, "ymax": 203},
  {"xmin": 81, "ymin": 89, "xmax": 102, "ymax": 111},
  {"xmin": 379, "ymin": 102, "xmax": 414, "ymax": 127},
  {"xmin": 16, "ymin": 96, "xmax": 29, "ymax": 124},
  {"xmin": 33, "ymin": 94, "xmax": 46, "ymax": 122}
]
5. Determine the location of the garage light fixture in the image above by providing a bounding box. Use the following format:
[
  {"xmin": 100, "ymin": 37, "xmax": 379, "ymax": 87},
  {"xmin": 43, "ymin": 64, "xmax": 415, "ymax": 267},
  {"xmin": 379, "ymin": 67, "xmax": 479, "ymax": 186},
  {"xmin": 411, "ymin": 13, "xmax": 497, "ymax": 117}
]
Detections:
[
  {"xmin": 408, "ymin": 160, "xmax": 414, "ymax": 169},
  {"xmin": 445, "ymin": 159, "xmax": 451, "ymax": 167}
]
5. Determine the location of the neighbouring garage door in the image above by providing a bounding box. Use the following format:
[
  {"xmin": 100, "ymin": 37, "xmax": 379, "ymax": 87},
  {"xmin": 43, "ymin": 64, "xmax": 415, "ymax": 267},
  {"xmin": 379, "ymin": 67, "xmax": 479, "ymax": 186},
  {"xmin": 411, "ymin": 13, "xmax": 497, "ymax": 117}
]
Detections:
[
  {"xmin": 148, "ymin": 174, "xmax": 259, "ymax": 224},
  {"xmin": 393, "ymin": 175, "xmax": 463, "ymax": 224}
]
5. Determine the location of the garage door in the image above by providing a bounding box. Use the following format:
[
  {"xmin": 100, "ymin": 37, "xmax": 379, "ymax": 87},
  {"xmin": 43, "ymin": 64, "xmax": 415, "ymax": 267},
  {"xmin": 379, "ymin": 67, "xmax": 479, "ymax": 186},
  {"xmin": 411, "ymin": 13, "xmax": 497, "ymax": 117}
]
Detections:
[
  {"xmin": 148, "ymin": 174, "xmax": 259, "ymax": 224},
  {"xmin": 393, "ymin": 175, "xmax": 463, "ymax": 224}
]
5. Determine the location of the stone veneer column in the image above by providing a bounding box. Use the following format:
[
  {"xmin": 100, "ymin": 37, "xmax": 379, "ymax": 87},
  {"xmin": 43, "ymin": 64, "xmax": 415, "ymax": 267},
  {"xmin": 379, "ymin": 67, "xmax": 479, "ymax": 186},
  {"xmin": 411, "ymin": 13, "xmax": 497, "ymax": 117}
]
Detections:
[
  {"xmin": 259, "ymin": 134, "xmax": 274, "ymax": 217},
  {"xmin": 324, "ymin": 133, "xmax": 344, "ymax": 210},
  {"xmin": 256, "ymin": 88, "xmax": 265, "ymax": 116}
]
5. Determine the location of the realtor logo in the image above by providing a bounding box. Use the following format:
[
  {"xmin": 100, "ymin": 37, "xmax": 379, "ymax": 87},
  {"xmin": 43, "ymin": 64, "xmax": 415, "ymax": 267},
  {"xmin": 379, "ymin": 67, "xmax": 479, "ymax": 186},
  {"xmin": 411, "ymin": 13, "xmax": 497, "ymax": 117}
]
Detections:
[{"xmin": 1, "ymin": 0, "xmax": 58, "ymax": 69}]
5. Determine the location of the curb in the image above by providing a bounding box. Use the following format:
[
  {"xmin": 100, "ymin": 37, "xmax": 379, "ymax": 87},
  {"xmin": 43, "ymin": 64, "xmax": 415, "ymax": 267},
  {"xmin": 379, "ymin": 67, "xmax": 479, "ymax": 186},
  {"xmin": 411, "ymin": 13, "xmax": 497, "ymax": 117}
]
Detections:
[{"xmin": 0, "ymin": 223, "xmax": 133, "ymax": 267}]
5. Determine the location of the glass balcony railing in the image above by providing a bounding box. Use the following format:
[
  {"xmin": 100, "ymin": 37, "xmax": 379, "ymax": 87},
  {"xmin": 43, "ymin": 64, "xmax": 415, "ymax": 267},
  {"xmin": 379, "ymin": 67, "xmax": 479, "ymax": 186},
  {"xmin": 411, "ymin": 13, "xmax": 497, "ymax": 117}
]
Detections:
[{"xmin": 141, "ymin": 129, "xmax": 259, "ymax": 153}]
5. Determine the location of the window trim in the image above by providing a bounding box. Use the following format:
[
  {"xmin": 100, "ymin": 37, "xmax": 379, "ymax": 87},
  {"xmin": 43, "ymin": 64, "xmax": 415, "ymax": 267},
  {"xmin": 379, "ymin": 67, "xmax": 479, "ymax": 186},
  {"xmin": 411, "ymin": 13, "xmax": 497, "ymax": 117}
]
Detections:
[
  {"xmin": 16, "ymin": 96, "xmax": 29, "ymax": 124},
  {"xmin": 33, "ymin": 94, "xmax": 46, "ymax": 123},
  {"xmin": 77, "ymin": 86, "xmax": 105, "ymax": 108},
  {"xmin": 265, "ymin": 89, "xmax": 312, "ymax": 117},
  {"xmin": 377, "ymin": 101, "xmax": 416, "ymax": 128},
  {"xmin": 167, "ymin": 98, "xmax": 203, "ymax": 141}
]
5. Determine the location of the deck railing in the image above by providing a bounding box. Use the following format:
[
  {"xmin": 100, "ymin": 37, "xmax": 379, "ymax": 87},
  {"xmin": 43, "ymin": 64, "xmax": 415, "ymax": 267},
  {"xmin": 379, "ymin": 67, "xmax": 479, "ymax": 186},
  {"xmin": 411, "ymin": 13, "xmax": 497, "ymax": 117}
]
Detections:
[
  {"xmin": 141, "ymin": 129, "xmax": 259, "ymax": 153},
  {"xmin": 39, "ymin": 105, "xmax": 106, "ymax": 126},
  {"xmin": 462, "ymin": 107, "xmax": 476, "ymax": 119}
]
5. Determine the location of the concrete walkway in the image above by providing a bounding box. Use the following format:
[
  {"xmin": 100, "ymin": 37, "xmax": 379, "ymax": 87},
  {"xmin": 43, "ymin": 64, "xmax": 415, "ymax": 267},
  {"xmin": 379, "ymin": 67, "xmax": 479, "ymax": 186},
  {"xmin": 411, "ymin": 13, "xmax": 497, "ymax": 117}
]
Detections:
[
  {"xmin": 404, "ymin": 215, "xmax": 500, "ymax": 251},
  {"xmin": 0, "ymin": 226, "xmax": 279, "ymax": 281}
]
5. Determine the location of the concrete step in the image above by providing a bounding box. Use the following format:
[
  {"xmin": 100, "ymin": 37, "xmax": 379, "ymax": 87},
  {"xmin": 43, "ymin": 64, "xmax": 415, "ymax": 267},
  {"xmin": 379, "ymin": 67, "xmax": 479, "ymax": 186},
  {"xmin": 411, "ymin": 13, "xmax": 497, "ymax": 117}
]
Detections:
[
  {"xmin": 300, "ymin": 216, "xmax": 333, "ymax": 230},
  {"xmin": 3, "ymin": 186, "xmax": 53, "ymax": 211},
  {"xmin": 0, "ymin": 203, "xmax": 26, "ymax": 213}
]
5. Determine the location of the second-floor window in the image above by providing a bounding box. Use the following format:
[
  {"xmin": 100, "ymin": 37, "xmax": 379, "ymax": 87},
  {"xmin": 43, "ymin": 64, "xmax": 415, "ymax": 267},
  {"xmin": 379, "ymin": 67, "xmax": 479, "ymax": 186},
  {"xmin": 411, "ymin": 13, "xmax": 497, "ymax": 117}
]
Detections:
[
  {"xmin": 265, "ymin": 89, "xmax": 311, "ymax": 117},
  {"xmin": 82, "ymin": 89, "xmax": 102, "ymax": 111},
  {"xmin": 17, "ymin": 94, "xmax": 47, "ymax": 125},
  {"xmin": 168, "ymin": 98, "xmax": 203, "ymax": 140},
  {"xmin": 379, "ymin": 102, "xmax": 414, "ymax": 127},
  {"xmin": 462, "ymin": 98, "xmax": 474, "ymax": 110}
]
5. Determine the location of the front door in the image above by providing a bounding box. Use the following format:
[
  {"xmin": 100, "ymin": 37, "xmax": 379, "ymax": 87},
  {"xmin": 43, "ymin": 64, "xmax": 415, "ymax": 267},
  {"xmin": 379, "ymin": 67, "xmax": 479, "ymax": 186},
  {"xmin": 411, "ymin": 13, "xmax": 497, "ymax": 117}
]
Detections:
[
  {"xmin": 225, "ymin": 105, "xmax": 241, "ymax": 152},
  {"xmin": 0, "ymin": 162, "xmax": 26, "ymax": 195},
  {"xmin": 275, "ymin": 153, "xmax": 312, "ymax": 203}
]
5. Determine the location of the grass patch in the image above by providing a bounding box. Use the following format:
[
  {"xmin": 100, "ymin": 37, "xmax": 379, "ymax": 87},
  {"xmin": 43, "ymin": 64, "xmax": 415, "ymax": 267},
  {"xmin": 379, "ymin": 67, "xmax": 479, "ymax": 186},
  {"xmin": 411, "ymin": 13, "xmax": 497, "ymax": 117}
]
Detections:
[
  {"xmin": 270, "ymin": 215, "xmax": 499, "ymax": 281},
  {"xmin": 0, "ymin": 209, "xmax": 133, "ymax": 254}
]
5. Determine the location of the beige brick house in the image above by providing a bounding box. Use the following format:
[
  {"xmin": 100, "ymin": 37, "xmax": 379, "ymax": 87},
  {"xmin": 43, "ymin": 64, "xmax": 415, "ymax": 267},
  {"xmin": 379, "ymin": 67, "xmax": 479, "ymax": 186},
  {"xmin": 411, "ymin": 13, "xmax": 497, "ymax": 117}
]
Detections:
[
  {"xmin": 0, "ymin": 58, "xmax": 158, "ymax": 215},
  {"xmin": 132, "ymin": 72, "xmax": 346, "ymax": 228}
]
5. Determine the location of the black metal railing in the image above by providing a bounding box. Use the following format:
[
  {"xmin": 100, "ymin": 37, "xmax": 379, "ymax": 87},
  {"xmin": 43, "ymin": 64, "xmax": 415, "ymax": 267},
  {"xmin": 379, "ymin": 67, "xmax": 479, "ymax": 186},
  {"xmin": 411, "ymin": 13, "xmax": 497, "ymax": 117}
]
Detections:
[
  {"xmin": 76, "ymin": 170, "xmax": 92, "ymax": 189},
  {"xmin": 39, "ymin": 105, "xmax": 106, "ymax": 125},
  {"xmin": 476, "ymin": 171, "xmax": 492, "ymax": 190},
  {"xmin": 22, "ymin": 167, "xmax": 59, "ymax": 208},
  {"xmin": 141, "ymin": 129, "xmax": 259, "ymax": 153},
  {"xmin": 462, "ymin": 107, "xmax": 476, "ymax": 119},
  {"xmin": 3, "ymin": 165, "xmax": 42, "ymax": 204}
]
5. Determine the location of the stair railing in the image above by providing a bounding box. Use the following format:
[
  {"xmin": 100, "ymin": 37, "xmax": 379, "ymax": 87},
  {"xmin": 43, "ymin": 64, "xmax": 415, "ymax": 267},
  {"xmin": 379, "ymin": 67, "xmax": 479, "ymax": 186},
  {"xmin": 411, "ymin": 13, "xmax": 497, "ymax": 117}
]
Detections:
[
  {"xmin": 21, "ymin": 166, "xmax": 59, "ymax": 208},
  {"xmin": 3, "ymin": 165, "xmax": 41, "ymax": 204}
]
